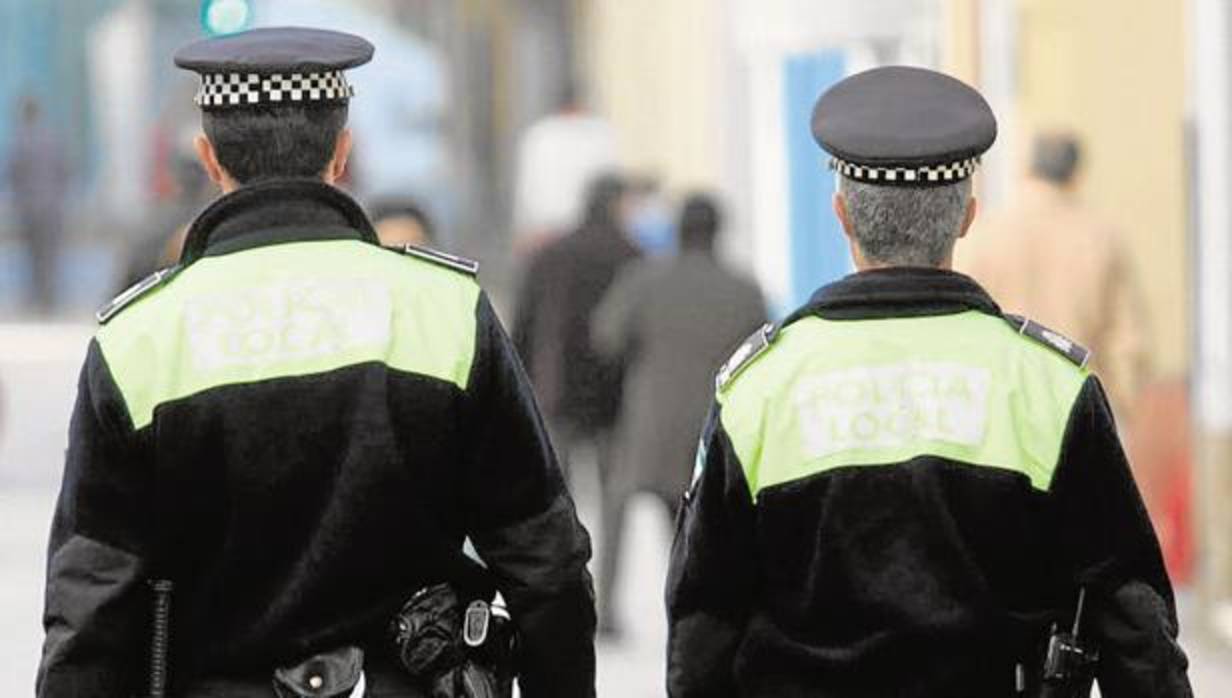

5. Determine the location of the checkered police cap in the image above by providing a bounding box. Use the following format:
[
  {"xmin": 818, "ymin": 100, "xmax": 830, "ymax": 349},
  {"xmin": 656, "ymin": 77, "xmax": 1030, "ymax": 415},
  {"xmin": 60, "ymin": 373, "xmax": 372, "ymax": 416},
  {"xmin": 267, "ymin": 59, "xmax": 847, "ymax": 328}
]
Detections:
[
  {"xmin": 194, "ymin": 71, "xmax": 355, "ymax": 108},
  {"xmin": 812, "ymin": 66, "xmax": 996, "ymax": 186},
  {"xmin": 828, "ymin": 156, "xmax": 981, "ymax": 185},
  {"xmin": 175, "ymin": 26, "xmax": 373, "ymax": 111}
]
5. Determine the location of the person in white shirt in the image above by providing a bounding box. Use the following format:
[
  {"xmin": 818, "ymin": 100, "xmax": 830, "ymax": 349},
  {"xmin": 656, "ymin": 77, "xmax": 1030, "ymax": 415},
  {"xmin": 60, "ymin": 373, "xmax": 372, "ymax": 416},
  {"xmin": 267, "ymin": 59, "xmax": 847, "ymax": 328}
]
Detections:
[{"xmin": 512, "ymin": 83, "xmax": 618, "ymax": 257}]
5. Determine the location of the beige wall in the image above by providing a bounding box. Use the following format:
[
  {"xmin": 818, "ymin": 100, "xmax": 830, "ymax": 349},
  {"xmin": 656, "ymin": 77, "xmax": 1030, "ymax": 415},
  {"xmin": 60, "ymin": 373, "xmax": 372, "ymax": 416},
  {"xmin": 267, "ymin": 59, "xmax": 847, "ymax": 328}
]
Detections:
[
  {"xmin": 579, "ymin": 0, "xmax": 722, "ymax": 192},
  {"xmin": 954, "ymin": 0, "xmax": 1190, "ymax": 375}
]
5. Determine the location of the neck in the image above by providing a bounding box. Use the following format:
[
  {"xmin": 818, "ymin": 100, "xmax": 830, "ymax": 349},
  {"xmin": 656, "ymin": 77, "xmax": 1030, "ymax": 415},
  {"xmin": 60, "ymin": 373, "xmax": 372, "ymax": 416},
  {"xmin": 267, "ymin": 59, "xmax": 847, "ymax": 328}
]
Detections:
[
  {"xmin": 849, "ymin": 247, "xmax": 953, "ymax": 272},
  {"xmin": 219, "ymin": 174, "xmax": 333, "ymax": 195}
]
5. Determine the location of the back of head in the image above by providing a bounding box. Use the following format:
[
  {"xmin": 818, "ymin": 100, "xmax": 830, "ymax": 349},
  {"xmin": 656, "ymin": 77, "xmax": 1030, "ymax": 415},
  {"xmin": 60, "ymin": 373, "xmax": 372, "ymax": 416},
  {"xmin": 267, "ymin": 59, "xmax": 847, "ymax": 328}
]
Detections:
[
  {"xmin": 583, "ymin": 172, "xmax": 627, "ymax": 229},
  {"xmin": 371, "ymin": 198, "xmax": 435, "ymax": 246},
  {"xmin": 810, "ymin": 66, "xmax": 995, "ymax": 269},
  {"xmin": 174, "ymin": 27, "xmax": 373, "ymax": 186},
  {"xmin": 678, "ymin": 193, "xmax": 722, "ymax": 251},
  {"xmin": 202, "ymin": 103, "xmax": 347, "ymax": 184},
  {"xmin": 1030, "ymin": 132, "xmax": 1082, "ymax": 186},
  {"xmin": 838, "ymin": 176, "xmax": 972, "ymax": 267}
]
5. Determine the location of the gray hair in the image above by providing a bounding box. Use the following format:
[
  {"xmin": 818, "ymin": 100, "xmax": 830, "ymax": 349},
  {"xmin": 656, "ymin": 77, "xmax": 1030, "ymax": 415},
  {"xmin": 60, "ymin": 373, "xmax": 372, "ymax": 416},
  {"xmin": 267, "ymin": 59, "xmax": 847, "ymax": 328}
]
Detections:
[{"xmin": 837, "ymin": 175, "xmax": 972, "ymax": 267}]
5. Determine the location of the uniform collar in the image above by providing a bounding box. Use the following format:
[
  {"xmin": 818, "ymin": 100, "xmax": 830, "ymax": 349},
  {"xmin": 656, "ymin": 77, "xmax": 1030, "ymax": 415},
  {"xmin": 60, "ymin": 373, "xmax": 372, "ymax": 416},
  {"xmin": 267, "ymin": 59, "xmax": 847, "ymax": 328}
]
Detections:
[
  {"xmin": 786, "ymin": 267, "xmax": 1001, "ymax": 324},
  {"xmin": 180, "ymin": 178, "xmax": 379, "ymax": 264}
]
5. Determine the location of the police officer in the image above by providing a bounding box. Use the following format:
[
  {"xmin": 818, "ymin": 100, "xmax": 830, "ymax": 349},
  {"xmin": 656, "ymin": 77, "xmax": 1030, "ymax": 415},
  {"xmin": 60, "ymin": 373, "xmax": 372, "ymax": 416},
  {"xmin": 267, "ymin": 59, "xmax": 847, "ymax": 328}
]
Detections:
[
  {"xmin": 666, "ymin": 66, "xmax": 1191, "ymax": 697},
  {"xmin": 37, "ymin": 28, "xmax": 595, "ymax": 697}
]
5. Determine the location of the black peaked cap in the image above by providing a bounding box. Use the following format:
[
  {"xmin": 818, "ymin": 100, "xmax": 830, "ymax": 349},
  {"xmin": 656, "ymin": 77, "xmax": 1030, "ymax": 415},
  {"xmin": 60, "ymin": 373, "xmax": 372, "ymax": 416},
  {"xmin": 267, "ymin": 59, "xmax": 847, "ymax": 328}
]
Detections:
[
  {"xmin": 174, "ymin": 26, "xmax": 373, "ymax": 74},
  {"xmin": 812, "ymin": 66, "xmax": 996, "ymax": 184}
]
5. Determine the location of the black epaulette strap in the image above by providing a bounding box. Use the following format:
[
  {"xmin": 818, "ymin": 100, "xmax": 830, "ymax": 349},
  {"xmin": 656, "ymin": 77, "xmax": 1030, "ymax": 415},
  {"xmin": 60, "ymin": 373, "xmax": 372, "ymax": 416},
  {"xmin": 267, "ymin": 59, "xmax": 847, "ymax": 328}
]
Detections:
[
  {"xmin": 1003, "ymin": 313, "xmax": 1091, "ymax": 369},
  {"xmin": 716, "ymin": 322, "xmax": 779, "ymax": 391},
  {"xmin": 96, "ymin": 266, "xmax": 181, "ymax": 325},
  {"xmin": 393, "ymin": 243, "xmax": 479, "ymax": 277}
]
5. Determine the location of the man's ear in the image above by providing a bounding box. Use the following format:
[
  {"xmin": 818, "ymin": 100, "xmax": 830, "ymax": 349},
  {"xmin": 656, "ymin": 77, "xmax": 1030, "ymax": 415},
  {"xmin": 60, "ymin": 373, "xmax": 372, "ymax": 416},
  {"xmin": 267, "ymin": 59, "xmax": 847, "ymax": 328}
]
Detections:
[
  {"xmin": 957, "ymin": 196, "xmax": 978, "ymax": 239},
  {"xmin": 324, "ymin": 128, "xmax": 353, "ymax": 184},
  {"xmin": 833, "ymin": 191, "xmax": 855, "ymax": 242},
  {"xmin": 194, "ymin": 134, "xmax": 227, "ymax": 188}
]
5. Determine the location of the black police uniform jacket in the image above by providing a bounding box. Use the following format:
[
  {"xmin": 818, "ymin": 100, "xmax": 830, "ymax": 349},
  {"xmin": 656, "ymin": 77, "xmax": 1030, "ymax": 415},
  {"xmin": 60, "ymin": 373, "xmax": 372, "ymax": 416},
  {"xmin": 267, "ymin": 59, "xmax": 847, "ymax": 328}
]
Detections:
[
  {"xmin": 666, "ymin": 268, "xmax": 1191, "ymax": 697},
  {"xmin": 36, "ymin": 179, "xmax": 596, "ymax": 697}
]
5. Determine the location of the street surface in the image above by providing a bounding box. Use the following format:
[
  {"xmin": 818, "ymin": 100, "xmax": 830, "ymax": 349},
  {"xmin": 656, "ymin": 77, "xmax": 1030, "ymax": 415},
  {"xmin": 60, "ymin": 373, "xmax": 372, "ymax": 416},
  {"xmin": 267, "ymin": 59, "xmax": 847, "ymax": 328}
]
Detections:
[{"xmin": 1, "ymin": 323, "xmax": 1228, "ymax": 695}]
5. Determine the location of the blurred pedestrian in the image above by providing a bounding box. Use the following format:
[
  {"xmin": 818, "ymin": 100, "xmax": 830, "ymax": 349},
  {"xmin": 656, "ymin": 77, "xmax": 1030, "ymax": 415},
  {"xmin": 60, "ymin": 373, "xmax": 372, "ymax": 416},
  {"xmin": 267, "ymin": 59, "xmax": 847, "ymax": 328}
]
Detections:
[
  {"xmin": 592, "ymin": 193, "xmax": 765, "ymax": 637},
  {"xmin": 955, "ymin": 131, "xmax": 1149, "ymax": 420},
  {"xmin": 117, "ymin": 126, "xmax": 211, "ymax": 291},
  {"xmin": 4, "ymin": 96, "xmax": 69, "ymax": 315},
  {"xmin": 372, "ymin": 199, "xmax": 435, "ymax": 247},
  {"xmin": 512, "ymin": 173, "xmax": 641, "ymax": 554},
  {"xmin": 37, "ymin": 27, "xmax": 595, "ymax": 698},
  {"xmin": 667, "ymin": 67, "xmax": 1189, "ymax": 696},
  {"xmin": 511, "ymin": 82, "xmax": 618, "ymax": 258}
]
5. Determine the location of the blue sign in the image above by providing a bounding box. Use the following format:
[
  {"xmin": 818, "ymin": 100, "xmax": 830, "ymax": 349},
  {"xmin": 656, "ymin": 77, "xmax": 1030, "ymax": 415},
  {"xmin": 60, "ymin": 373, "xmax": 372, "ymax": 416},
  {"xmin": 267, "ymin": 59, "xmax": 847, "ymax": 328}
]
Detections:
[{"xmin": 783, "ymin": 51, "xmax": 850, "ymax": 311}]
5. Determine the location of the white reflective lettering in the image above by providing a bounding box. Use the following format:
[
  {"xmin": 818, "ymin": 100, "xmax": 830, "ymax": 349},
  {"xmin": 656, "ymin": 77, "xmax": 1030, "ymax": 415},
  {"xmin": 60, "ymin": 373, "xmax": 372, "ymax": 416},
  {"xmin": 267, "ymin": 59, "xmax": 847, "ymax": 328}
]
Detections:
[
  {"xmin": 794, "ymin": 361, "xmax": 991, "ymax": 458},
  {"xmin": 185, "ymin": 278, "xmax": 392, "ymax": 372}
]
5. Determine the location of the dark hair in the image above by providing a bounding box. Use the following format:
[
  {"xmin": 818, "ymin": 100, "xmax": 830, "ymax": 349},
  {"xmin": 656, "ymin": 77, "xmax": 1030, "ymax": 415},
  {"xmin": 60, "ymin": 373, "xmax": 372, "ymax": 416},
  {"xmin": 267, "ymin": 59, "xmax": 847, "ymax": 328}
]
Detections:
[
  {"xmin": 679, "ymin": 193, "xmax": 722, "ymax": 250},
  {"xmin": 371, "ymin": 199, "xmax": 435, "ymax": 241},
  {"xmin": 1031, "ymin": 132, "xmax": 1082, "ymax": 185},
  {"xmin": 557, "ymin": 80, "xmax": 581, "ymax": 111},
  {"xmin": 583, "ymin": 172, "xmax": 627, "ymax": 228},
  {"xmin": 202, "ymin": 103, "xmax": 347, "ymax": 184}
]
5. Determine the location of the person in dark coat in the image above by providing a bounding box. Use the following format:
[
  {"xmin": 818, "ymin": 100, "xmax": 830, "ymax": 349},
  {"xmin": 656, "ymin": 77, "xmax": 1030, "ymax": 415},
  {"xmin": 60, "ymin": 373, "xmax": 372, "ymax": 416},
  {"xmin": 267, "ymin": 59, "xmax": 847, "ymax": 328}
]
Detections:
[
  {"xmin": 512, "ymin": 172, "xmax": 642, "ymax": 452},
  {"xmin": 591, "ymin": 193, "xmax": 766, "ymax": 637},
  {"xmin": 37, "ymin": 28, "xmax": 595, "ymax": 698},
  {"xmin": 512, "ymin": 173, "xmax": 642, "ymax": 635}
]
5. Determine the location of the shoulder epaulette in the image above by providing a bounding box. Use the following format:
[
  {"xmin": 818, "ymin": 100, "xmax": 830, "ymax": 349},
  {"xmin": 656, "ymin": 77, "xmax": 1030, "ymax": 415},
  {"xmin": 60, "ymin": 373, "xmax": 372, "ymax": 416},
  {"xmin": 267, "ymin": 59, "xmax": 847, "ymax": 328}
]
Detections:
[
  {"xmin": 1004, "ymin": 313, "xmax": 1091, "ymax": 369},
  {"xmin": 96, "ymin": 266, "xmax": 181, "ymax": 325},
  {"xmin": 716, "ymin": 322, "xmax": 780, "ymax": 391},
  {"xmin": 394, "ymin": 243, "xmax": 479, "ymax": 277}
]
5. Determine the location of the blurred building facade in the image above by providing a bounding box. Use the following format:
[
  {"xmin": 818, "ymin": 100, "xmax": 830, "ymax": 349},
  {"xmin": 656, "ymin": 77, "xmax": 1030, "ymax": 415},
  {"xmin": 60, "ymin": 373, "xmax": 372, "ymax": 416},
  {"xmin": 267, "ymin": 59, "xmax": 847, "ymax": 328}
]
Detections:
[{"xmin": 0, "ymin": 0, "xmax": 583, "ymax": 315}]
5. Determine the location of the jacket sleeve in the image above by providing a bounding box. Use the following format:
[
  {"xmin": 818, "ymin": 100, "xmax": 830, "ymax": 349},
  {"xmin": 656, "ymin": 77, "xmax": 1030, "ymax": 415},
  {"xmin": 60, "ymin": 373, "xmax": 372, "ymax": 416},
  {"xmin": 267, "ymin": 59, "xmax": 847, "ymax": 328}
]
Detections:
[
  {"xmin": 665, "ymin": 402, "xmax": 758, "ymax": 697},
  {"xmin": 1050, "ymin": 376, "xmax": 1192, "ymax": 698},
  {"xmin": 37, "ymin": 340, "xmax": 151, "ymax": 697},
  {"xmin": 461, "ymin": 292, "xmax": 596, "ymax": 698}
]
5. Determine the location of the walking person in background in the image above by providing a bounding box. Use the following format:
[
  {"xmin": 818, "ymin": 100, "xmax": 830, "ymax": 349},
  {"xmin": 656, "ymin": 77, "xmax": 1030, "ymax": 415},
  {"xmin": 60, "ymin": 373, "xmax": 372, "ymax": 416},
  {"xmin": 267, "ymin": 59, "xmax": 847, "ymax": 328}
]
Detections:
[
  {"xmin": 513, "ymin": 174, "xmax": 641, "ymax": 613},
  {"xmin": 592, "ymin": 193, "xmax": 765, "ymax": 638},
  {"xmin": 511, "ymin": 82, "xmax": 618, "ymax": 259},
  {"xmin": 955, "ymin": 131, "xmax": 1150, "ymax": 421},
  {"xmin": 5, "ymin": 96, "xmax": 69, "ymax": 316}
]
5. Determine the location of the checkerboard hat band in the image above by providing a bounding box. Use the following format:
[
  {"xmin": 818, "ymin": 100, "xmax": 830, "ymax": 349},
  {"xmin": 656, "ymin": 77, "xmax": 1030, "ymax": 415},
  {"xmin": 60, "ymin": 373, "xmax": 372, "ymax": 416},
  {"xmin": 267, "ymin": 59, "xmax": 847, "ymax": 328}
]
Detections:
[
  {"xmin": 829, "ymin": 156, "xmax": 981, "ymax": 184},
  {"xmin": 194, "ymin": 71, "xmax": 355, "ymax": 108}
]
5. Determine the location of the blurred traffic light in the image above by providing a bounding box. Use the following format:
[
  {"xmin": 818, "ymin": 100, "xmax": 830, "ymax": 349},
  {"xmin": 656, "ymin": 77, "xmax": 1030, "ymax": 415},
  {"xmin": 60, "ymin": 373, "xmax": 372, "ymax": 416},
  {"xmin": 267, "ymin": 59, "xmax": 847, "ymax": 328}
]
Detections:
[{"xmin": 201, "ymin": 0, "xmax": 252, "ymax": 36}]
